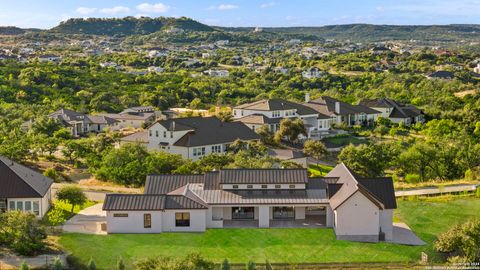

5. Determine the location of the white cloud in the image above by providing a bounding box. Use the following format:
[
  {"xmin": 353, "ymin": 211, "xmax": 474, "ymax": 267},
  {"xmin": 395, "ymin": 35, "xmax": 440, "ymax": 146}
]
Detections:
[
  {"xmin": 76, "ymin": 7, "xmax": 97, "ymax": 15},
  {"xmin": 208, "ymin": 4, "xmax": 239, "ymax": 11},
  {"xmin": 136, "ymin": 3, "xmax": 170, "ymax": 13},
  {"xmin": 99, "ymin": 6, "xmax": 131, "ymax": 15},
  {"xmin": 260, "ymin": 2, "xmax": 275, "ymax": 8}
]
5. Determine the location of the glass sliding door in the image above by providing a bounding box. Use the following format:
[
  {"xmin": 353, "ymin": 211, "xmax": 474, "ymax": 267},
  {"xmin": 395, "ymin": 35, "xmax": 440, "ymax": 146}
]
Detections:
[
  {"xmin": 273, "ymin": 207, "xmax": 295, "ymax": 220},
  {"xmin": 232, "ymin": 207, "xmax": 255, "ymax": 220}
]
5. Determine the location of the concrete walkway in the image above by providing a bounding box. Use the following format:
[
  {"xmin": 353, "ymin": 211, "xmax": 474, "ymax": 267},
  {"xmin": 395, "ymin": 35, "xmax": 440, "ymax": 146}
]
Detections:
[
  {"xmin": 63, "ymin": 203, "xmax": 107, "ymax": 235},
  {"xmin": 395, "ymin": 184, "xmax": 479, "ymax": 197},
  {"xmin": 388, "ymin": 223, "xmax": 426, "ymax": 246}
]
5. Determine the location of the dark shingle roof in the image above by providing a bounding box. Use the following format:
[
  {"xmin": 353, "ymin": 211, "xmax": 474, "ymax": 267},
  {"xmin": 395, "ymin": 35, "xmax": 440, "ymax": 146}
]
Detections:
[
  {"xmin": 235, "ymin": 114, "xmax": 281, "ymax": 125},
  {"xmin": 154, "ymin": 117, "xmax": 260, "ymax": 147},
  {"xmin": 219, "ymin": 168, "xmax": 308, "ymax": 184},
  {"xmin": 360, "ymin": 98, "xmax": 423, "ymax": 119},
  {"xmin": 428, "ymin": 70, "xmax": 454, "ymax": 79},
  {"xmin": 145, "ymin": 174, "xmax": 204, "ymax": 195},
  {"xmin": 357, "ymin": 178, "xmax": 397, "ymax": 209},
  {"xmin": 0, "ymin": 156, "xmax": 53, "ymax": 198},
  {"xmin": 234, "ymin": 99, "xmax": 320, "ymax": 116},
  {"xmin": 304, "ymin": 96, "xmax": 380, "ymax": 116}
]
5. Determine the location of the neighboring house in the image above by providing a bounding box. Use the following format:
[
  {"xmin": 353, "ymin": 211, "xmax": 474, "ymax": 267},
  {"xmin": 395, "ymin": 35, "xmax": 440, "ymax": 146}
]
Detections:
[
  {"xmin": 302, "ymin": 67, "xmax": 324, "ymax": 79},
  {"xmin": 98, "ymin": 106, "xmax": 158, "ymax": 129},
  {"xmin": 147, "ymin": 66, "xmax": 164, "ymax": 73},
  {"xmin": 267, "ymin": 148, "xmax": 308, "ymax": 168},
  {"xmin": 359, "ymin": 98, "xmax": 425, "ymax": 125},
  {"xmin": 0, "ymin": 156, "xmax": 53, "ymax": 218},
  {"xmin": 204, "ymin": 69, "xmax": 229, "ymax": 77},
  {"xmin": 474, "ymin": 64, "xmax": 480, "ymax": 74},
  {"xmin": 118, "ymin": 131, "xmax": 148, "ymax": 148},
  {"xmin": 38, "ymin": 54, "xmax": 61, "ymax": 63},
  {"xmin": 426, "ymin": 70, "xmax": 454, "ymax": 80},
  {"xmin": 303, "ymin": 96, "xmax": 380, "ymax": 127},
  {"xmin": 232, "ymin": 98, "xmax": 332, "ymax": 138},
  {"xmin": 48, "ymin": 108, "xmax": 119, "ymax": 136},
  {"xmin": 147, "ymin": 117, "xmax": 260, "ymax": 160},
  {"xmin": 102, "ymin": 163, "xmax": 397, "ymax": 242}
]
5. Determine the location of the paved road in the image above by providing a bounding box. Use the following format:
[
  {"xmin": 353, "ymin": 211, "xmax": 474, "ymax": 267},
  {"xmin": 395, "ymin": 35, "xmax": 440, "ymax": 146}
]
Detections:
[{"xmin": 395, "ymin": 184, "xmax": 479, "ymax": 197}]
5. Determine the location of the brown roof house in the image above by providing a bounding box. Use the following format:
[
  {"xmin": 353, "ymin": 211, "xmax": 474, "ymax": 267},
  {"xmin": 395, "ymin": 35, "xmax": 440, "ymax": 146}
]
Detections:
[
  {"xmin": 146, "ymin": 116, "xmax": 260, "ymax": 160},
  {"xmin": 0, "ymin": 156, "xmax": 53, "ymax": 218},
  {"xmin": 359, "ymin": 98, "xmax": 425, "ymax": 126},
  {"xmin": 102, "ymin": 163, "xmax": 399, "ymax": 243}
]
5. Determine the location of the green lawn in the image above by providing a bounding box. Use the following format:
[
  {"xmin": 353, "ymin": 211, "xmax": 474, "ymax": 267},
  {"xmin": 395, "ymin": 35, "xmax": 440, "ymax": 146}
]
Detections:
[
  {"xmin": 322, "ymin": 135, "xmax": 367, "ymax": 147},
  {"xmin": 59, "ymin": 197, "xmax": 480, "ymax": 269},
  {"xmin": 308, "ymin": 164, "xmax": 333, "ymax": 176}
]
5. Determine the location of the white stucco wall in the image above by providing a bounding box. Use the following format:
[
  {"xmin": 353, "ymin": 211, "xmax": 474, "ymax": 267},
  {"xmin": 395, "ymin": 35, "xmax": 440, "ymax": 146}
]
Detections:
[
  {"xmin": 106, "ymin": 211, "xmax": 163, "ymax": 233},
  {"xmin": 379, "ymin": 209, "xmax": 393, "ymax": 240},
  {"xmin": 162, "ymin": 210, "xmax": 207, "ymax": 232},
  {"xmin": 334, "ymin": 191, "xmax": 380, "ymax": 237},
  {"xmin": 258, "ymin": 206, "xmax": 269, "ymax": 228}
]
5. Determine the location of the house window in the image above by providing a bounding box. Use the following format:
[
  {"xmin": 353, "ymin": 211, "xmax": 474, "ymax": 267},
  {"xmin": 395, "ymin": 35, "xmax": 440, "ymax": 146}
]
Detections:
[
  {"xmin": 175, "ymin": 212, "xmax": 190, "ymax": 227},
  {"xmin": 9, "ymin": 201, "xmax": 15, "ymax": 210},
  {"xmin": 163, "ymin": 131, "xmax": 166, "ymax": 138},
  {"xmin": 289, "ymin": 185, "xmax": 296, "ymax": 189},
  {"xmin": 232, "ymin": 185, "xmax": 239, "ymax": 189},
  {"xmin": 211, "ymin": 145, "xmax": 222, "ymax": 153},
  {"xmin": 144, "ymin": 213, "xmax": 151, "ymax": 228},
  {"xmin": 193, "ymin": 147, "xmax": 206, "ymax": 157},
  {"xmin": 272, "ymin": 111, "xmax": 280, "ymax": 117},
  {"xmin": 16, "ymin": 201, "xmax": 23, "ymax": 211},
  {"xmin": 25, "ymin": 201, "xmax": 32, "ymax": 212},
  {"xmin": 261, "ymin": 185, "xmax": 268, "ymax": 189},
  {"xmin": 247, "ymin": 185, "xmax": 253, "ymax": 189},
  {"xmin": 149, "ymin": 130, "xmax": 152, "ymax": 137},
  {"xmin": 275, "ymin": 185, "xmax": 281, "ymax": 189},
  {"xmin": 155, "ymin": 130, "xmax": 159, "ymax": 137},
  {"xmin": 170, "ymin": 132, "xmax": 173, "ymax": 138},
  {"xmin": 113, "ymin": 213, "xmax": 128, "ymax": 217},
  {"xmin": 32, "ymin": 202, "xmax": 39, "ymax": 216}
]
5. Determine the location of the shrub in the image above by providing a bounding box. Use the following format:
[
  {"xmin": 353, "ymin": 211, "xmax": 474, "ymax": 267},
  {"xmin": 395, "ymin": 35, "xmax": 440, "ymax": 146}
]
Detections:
[
  {"xmin": 44, "ymin": 168, "xmax": 61, "ymax": 182},
  {"xmin": 221, "ymin": 259, "xmax": 230, "ymax": 270},
  {"xmin": 117, "ymin": 257, "xmax": 126, "ymax": 270},
  {"xmin": 246, "ymin": 261, "xmax": 256, "ymax": 270},
  {"xmin": 87, "ymin": 258, "xmax": 96, "ymax": 270},
  {"xmin": 435, "ymin": 219, "xmax": 480, "ymax": 262},
  {"xmin": 134, "ymin": 253, "xmax": 214, "ymax": 270},
  {"xmin": 52, "ymin": 257, "xmax": 64, "ymax": 270},
  {"xmin": 476, "ymin": 187, "xmax": 480, "ymax": 198},
  {"xmin": 0, "ymin": 211, "xmax": 46, "ymax": 255},
  {"xmin": 20, "ymin": 261, "xmax": 29, "ymax": 270},
  {"xmin": 45, "ymin": 207, "xmax": 67, "ymax": 226},
  {"xmin": 405, "ymin": 173, "xmax": 420, "ymax": 183}
]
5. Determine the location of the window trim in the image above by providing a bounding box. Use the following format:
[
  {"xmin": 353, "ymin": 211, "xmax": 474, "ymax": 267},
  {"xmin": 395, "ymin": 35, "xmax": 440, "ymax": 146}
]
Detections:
[
  {"xmin": 247, "ymin": 185, "xmax": 253, "ymax": 189},
  {"xmin": 232, "ymin": 185, "xmax": 239, "ymax": 189},
  {"xmin": 175, "ymin": 212, "xmax": 190, "ymax": 227},
  {"xmin": 261, "ymin": 184, "xmax": 268, "ymax": 189},
  {"xmin": 144, "ymin": 213, "xmax": 152, "ymax": 228},
  {"xmin": 275, "ymin": 184, "xmax": 281, "ymax": 189}
]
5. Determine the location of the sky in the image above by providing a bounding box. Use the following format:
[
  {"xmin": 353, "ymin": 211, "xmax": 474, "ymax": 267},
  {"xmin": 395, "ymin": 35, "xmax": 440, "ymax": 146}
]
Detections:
[{"xmin": 1, "ymin": 0, "xmax": 480, "ymax": 29}]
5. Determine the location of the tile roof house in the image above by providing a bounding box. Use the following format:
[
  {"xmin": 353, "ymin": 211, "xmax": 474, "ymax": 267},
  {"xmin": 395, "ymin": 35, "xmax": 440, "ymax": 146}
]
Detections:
[
  {"xmin": 0, "ymin": 156, "xmax": 53, "ymax": 218},
  {"xmin": 359, "ymin": 98, "xmax": 425, "ymax": 125},
  {"xmin": 233, "ymin": 98, "xmax": 332, "ymax": 139},
  {"xmin": 102, "ymin": 163, "xmax": 397, "ymax": 242},
  {"xmin": 303, "ymin": 96, "xmax": 381, "ymax": 127},
  {"xmin": 147, "ymin": 117, "xmax": 260, "ymax": 160}
]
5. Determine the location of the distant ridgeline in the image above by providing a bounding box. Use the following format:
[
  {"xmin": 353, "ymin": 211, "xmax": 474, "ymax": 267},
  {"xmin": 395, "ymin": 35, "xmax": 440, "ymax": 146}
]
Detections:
[
  {"xmin": 50, "ymin": 16, "xmax": 215, "ymax": 36},
  {"xmin": 0, "ymin": 26, "xmax": 27, "ymax": 35}
]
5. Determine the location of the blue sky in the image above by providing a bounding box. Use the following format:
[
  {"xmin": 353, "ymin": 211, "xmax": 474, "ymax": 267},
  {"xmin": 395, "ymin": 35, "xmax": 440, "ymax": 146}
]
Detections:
[{"xmin": 1, "ymin": 0, "xmax": 480, "ymax": 29}]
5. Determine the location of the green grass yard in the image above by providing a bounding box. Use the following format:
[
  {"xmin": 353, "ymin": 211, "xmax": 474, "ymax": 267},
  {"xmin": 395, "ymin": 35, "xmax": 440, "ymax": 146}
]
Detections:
[
  {"xmin": 59, "ymin": 197, "xmax": 480, "ymax": 269},
  {"xmin": 308, "ymin": 164, "xmax": 333, "ymax": 176}
]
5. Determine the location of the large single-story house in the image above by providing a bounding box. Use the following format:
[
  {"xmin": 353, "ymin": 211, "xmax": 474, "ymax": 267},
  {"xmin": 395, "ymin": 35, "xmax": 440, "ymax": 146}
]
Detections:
[
  {"xmin": 147, "ymin": 116, "xmax": 260, "ymax": 160},
  {"xmin": 232, "ymin": 98, "xmax": 332, "ymax": 138},
  {"xmin": 0, "ymin": 156, "xmax": 53, "ymax": 218},
  {"xmin": 303, "ymin": 96, "xmax": 381, "ymax": 127},
  {"xmin": 98, "ymin": 106, "xmax": 159, "ymax": 130},
  {"xmin": 48, "ymin": 108, "xmax": 119, "ymax": 136},
  {"xmin": 359, "ymin": 98, "xmax": 425, "ymax": 125},
  {"xmin": 102, "ymin": 163, "xmax": 397, "ymax": 242}
]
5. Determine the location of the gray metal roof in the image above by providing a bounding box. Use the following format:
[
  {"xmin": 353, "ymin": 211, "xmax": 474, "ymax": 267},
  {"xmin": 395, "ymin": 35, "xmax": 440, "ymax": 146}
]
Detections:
[
  {"xmin": 0, "ymin": 156, "xmax": 53, "ymax": 198},
  {"xmin": 219, "ymin": 168, "xmax": 308, "ymax": 184},
  {"xmin": 165, "ymin": 195, "xmax": 208, "ymax": 209},
  {"xmin": 102, "ymin": 194, "xmax": 207, "ymax": 211},
  {"xmin": 145, "ymin": 174, "xmax": 204, "ymax": 195}
]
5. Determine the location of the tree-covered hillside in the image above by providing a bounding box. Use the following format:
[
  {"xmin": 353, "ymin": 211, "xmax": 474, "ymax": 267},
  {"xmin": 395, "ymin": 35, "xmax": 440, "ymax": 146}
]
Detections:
[{"xmin": 50, "ymin": 16, "xmax": 214, "ymax": 36}]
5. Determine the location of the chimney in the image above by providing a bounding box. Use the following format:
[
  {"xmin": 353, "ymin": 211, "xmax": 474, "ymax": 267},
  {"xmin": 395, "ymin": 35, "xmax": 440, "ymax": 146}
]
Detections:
[
  {"xmin": 335, "ymin": 102, "xmax": 341, "ymax": 114},
  {"xmin": 305, "ymin": 93, "xmax": 310, "ymax": 103}
]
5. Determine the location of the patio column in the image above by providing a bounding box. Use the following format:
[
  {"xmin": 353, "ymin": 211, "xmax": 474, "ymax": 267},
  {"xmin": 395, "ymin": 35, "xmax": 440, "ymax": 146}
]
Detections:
[
  {"xmin": 326, "ymin": 205, "xmax": 334, "ymax": 227},
  {"xmin": 258, "ymin": 206, "xmax": 269, "ymax": 228}
]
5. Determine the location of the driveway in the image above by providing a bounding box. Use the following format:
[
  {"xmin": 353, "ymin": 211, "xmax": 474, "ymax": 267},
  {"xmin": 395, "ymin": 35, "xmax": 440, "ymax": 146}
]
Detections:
[
  {"xmin": 387, "ymin": 223, "xmax": 426, "ymax": 246},
  {"xmin": 63, "ymin": 203, "xmax": 107, "ymax": 235}
]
